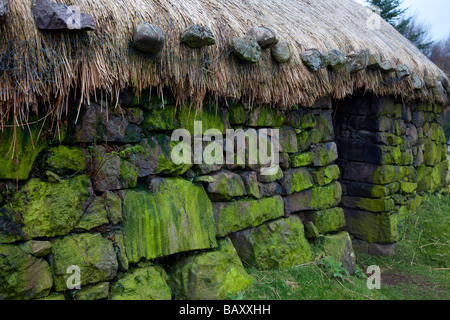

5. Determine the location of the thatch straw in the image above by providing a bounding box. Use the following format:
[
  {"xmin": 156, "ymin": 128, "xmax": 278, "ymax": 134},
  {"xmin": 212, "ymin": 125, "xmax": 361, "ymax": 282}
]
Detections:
[{"xmin": 0, "ymin": 0, "xmax": 448, "ymax": 129}]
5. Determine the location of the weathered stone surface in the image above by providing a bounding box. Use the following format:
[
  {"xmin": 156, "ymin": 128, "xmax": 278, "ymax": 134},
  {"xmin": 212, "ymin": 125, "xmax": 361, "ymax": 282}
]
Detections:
[
  {"xmin": 19, "ymin": 240, "xmax": 52, "ymax": 258},
  {"xmin": 344, "ymin": 181, "xmax": 399, "ymax": 198},
  {"xmin": 346, "ymin": 49, "xmax": 369, "ymax": 73},
  {"xmin": 72, "ymin": 282, "xmax": 110, "ymax": 300},
  {"xmin": 199, "ymin": 170, "xmax": 246, "ymax": 200},
  {"xmin": 279, "ymin": 167, "xmax": 314, "ymax": 195},
  {"xmin": 305, "ymin": 207, "xmax": 346, "ymax": 235},
  {"xmin": 338, "ymin": 138, "xmax": 401, "ymax": 165},
  {"xmin": 286, "ymin": 181, "xmax": 342, "ymax": 213},
  {"xmin": 126, "ymin": 107, "xmax": 144, "ymax": 125},
  {"xmin": 258, "ymin": 166, "xmax": 284, "ymax": 183},
  {"xmin": 212, "ymin": 196, "xmax": 284, "ymax": 237},
  {"xmin": 69, "ymin": 103, "xmax": 143, "ymax": 143},
  {"xmin": 230, "ymin": 216, "xmax": 312, "ymax": 269},
  {"xmin": 133, "ymin": 23, "xmax": 165, "ymax": 54},
  {"xmin": 344, "ymin": 209, "xmax": 398, "ymax": 243},
  {"xmin": 411, "ymin": 73, "xmax": 424, "ymax": 89},
  {"xmin": 168, "ymin": 238, "xmax": 253, "ymax": 300},
  {"xmin": 31, "ymin": 0, "xmax": 95, "ymax": 30},
  {"xmin": 327, "ymin": 49, "xmax": 347, "ymax": 70},
  {"xmin": 0, "ymin": 175, "xmax": 92, "ymax": 242},
  {"xmin": 232, "ymin": 37, "xmax": 261, "ymax": 63},
  {"xmin": 112, "ymin": 231, "xmax": 129, "ymax": 272},
  {"xmin": 261, "ymin": 182, "xmax": 283, "ymax": 197},
  {"xmin": 279, "ymin": 127, "xmax": 298, "ymax": 153},
  {"xmin": 247, "ymin": 26, "xmax": 278, "ymax": 48},
  {"xmin": 290, "ymin": 151, "xmax": 313, "ymax": 167},
  {"xmin": 342, "ymin": 163, "xmax": 406, "ymax": 184},
  {"xmin": 176, "ymin": 102, "xmax": 228, "ymax": 135},
  {"xmin": 301, "ymin": 50, "xmax": 323, "ymax": 72},
  {"xmin": 271, "ymin": 40, "xmax": 294, "ymax": 63},
  {"xmin": 342, "ymin": 196, "xmax": 395, "ymax": 213},
  {"xmin": 310, "ymin": 164, "xmax": 340, "ymax": 186},
  {"xmin": 228, "ymin": 103, "xmax": 248, "ymax": 125},
  {"xmin": 105, "ymin": 191, "xmax": 123, "ymax": 225},
  {"xmin": 51, "ymin": 233, "xmax": 118, "ymax": 292},
  {"xmin": 0, "ymin": 125, "xmax": 49, "ymax": 180},
  {"xmin": 247, "ymin": 106, "xmax": 285, "ymax": 127},
  {"xmin": 90, "ymin": 145, "xmax": 138, "ymax": 192},
  {"xmin": 122, "ymin": 178, "xmax": 217, "ymax": 262},
  {"xmin": 240, "ymin": 171, "xmax": 262, "ymax": 199},
  {"xmin": 74, "ymin": 196, "xmax": 109, "ymax": 231},
  {"xmin": 314, "ymin": 232, "xmax": 356, "ymax": 274},
  {"xmin": 312, "ymin": 142, "xmax": 338, "ymax": 167},
  {"xmin": 348, "ymin": 115, "xmax": 392, "ymax": 132},
  {"xmin": 46, "ymin": 145, "xmax": 85, "ymax": 173},
  {"xmin": 395, "ymin": 64, "xmax": 412, "ymax": 79},
  {"xmin": 0, "ymin": 244, "xmax": 53, "ymax": 300},
  {"xmin": 110, "ymin": 266, "xmax": 171, "ymax": 300},
  {"xmin": 181, "ymin": 24, "xmax": 216, "ymax": 48}
]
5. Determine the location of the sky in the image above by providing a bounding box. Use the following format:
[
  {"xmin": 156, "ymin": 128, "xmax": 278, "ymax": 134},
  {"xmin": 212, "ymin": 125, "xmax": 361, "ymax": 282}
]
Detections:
[{"xmin": 354, "ymin": 0, "xmax": 450, "ymax": 41}]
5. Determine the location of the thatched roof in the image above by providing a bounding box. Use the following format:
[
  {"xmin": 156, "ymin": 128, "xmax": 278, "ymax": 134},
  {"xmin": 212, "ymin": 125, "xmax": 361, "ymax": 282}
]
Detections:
[{"xmin": 0, "ymin": 0, "xmax": 449, "ymax": 127}]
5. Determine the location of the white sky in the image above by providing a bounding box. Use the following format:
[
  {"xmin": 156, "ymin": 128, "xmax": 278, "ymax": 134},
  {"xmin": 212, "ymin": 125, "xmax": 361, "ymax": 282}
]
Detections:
[{"xmin": 353, "ymin": 0, "xmax": 450, "ymax": 41}]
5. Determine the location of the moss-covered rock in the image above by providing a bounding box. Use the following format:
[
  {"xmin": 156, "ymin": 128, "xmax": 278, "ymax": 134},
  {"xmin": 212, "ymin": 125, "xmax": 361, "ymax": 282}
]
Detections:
[
  {"xmin": 168, "ymin": 238, "xmax": 253, "ymax": 300},
  {"xmin": 344, "ymin": 209, "xmax": 398, "ymax": 243},
  {"xmin": 71, "ymin": 282, "xmax": 110, "ymax": 300},
  {"xmin": 230, "ymin": 216, "xmax": 312, "ymax": 269},
  {"xmin": 0, "ymin": 125, "xmax": 49, "ymax": 180},
  {"xmin": 314, "ymin": 232, "xmax": 356, "ymax": 274},
  {"xmin": 0, "ymin": 175, "xmax": 92, "ymax": 241},
  {"xmin": 110, "ymin": 266, "xmax": 171, "ymax": 300},
  {"xmin": 240, "ymin": 171, "xmax": 262, "ymax": 199},
  {"xmin": 345, "ymin": 181, "xmax": 399, "ymax": 198},
  {"xmin": 228, "ymin": 103, "xmax": 248, "ymax": 125},
  {"xmin": 310, "ymin": 164, "xmax": 340, "ymax": 186},
  {"xmin": 286, "ymin": 181, "xmax": 342, "ymax": 213},
  {"xmin": 105, "ymin": 191, "xmax": 123, "ymax": 225},
  {"xmin": 342, "ymin": 196, "xmax": 395, "ymax": 213},
  {"xmin": 199, "ymin": 170, "xmax": 246, "ymax": 200},
  {"xmin": 112, "ymin": 231, "xmax": 129, "ymax": 272},
  {"xmin": 122, "ymin": 178, "xmax": 217, "ymax": 263},
  {"xmin": 51, "ymin": 233, "xmax": 118, "ymax": 292},
  {"xmin": 0, "ymin": 244, "xmax": 53, "ymax": 300},
  {"xmin": 305, "ymin": 207, "xmax": 346, "ymax": 235},
  {"xmin": 399, "ymin": 181, "xmax": 417, "ymax": 194},
  {"xmin": 279, "ymin": 167, "xmax": 314, "ymax": 195},
  {"xmin": 247, "ymin": 107, "xmax": 285, "ymax": 127},
  {"xmin": 279, "ymin": 127, "xmax": 298, "ymax": 153},
  {"xmin": 46, "ymin": 145, "xmax": 85, "ymax": 173},
  {"xmin": 74, "ymin": 196, "xmax": 109, "ymax": 231},
  {"xmin": 142, "ymin": 105, "xmax": 178, "ymax": 131},
  {"xmin": 312, "ymin": 142, "xmax": 338, "ymax": 167},
  {"xmin": 19, "ymin": 240, "xmax": 52, "ymax": 257},
  {"xmin": 213, "ymin": 196, "xmax": 284, "ymax": 237},
  {"xmin": 290, "ymin": 151, "xmax": 313, "ymax": 167},
  {"xmin": 258, "ymin": 166, "xmax": 284, "ymax": 183},
  {"xmin": 176, "ymin": 102, "xmax": 228, "ymax": 135}
]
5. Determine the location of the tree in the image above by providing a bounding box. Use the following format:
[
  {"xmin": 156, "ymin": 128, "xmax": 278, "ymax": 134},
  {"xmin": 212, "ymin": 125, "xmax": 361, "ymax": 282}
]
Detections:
[
  {"xmin": 366, "ymin": 0, "xmax": 433, "ymax": 54},
  {"xmin": 428, "ymin": 34, "xmax": 450, "ymax": 76}
]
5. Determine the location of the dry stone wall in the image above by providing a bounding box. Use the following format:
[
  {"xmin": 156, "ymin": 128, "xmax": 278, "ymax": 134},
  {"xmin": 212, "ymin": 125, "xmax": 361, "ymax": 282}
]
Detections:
[{"xmin": 0, "ymin": 90, "xmax": 447, "ymax": 300}]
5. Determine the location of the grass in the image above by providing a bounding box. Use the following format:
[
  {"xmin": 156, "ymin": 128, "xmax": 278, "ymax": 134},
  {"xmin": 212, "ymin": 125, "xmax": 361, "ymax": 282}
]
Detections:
[{"xmin": 235, "ymin": 193, "xmax": 450, "ymax": 300}]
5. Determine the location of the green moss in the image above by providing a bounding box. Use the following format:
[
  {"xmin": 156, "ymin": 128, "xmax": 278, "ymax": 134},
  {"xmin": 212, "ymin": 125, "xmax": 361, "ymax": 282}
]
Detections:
[
  {"xmin": 110, "ymin": 266, "xmax": 171, "ymax": 300},
  {"xmin": 176, "ymin": 103, "xmax": 227, "ymax": 135},
  {"xmin": 0, "ymin": 244, "xmax": 53, "ymax": 300},
  {"xmin": 355, "ymin": 197, "xmax": 395, "ymax": 213},
  {"xmin": 122, "ymin": 178, "xmax": 217, "ymax": 263},
  {"xmin": 247, "ymin": 107, "xmax": 285, "ymax": 127},
  {"xmin": 345, "ymin": 210, "xmax": 398, "ymax": 243},
  {"xmin": 423, "ymin": 140, "xmax": 441, "ymax": 166},
  {"xmin": 290, "ymin": 151, "xmax": 313, "ymax": 167},
  {"xmin": 74, "ymin": 197, "xmax": 109, "ymax": 231},
  {"xmin": 2, "ymin": 175, "xmax": 91, "ymax": 240},
  {"xmin": 279, "ymin": 168, "xmax": 314, "ymax": 195},
  {"xmin": 228, "ymin": 103, "xmax": 247, "ymax": 125},
  {"xmin": 46, "ymin": 145, "xmax": 85, "ymax": 173},
  {"xmin": 0, "ymin": 125, "xmax": 49, "ymax": 180},
  {"xmin": 168, "ymin": 238, "xmax": 253, "ymax": 300},
  {"xmin": 314, "ymin": 231, "xmax": 356, "ymax": 274},
  {"xmin": 230, "ymin": 216, "xmax": 313, "ymax": 270},
  {"xmin": 372, "ymin": 165, "xmax": 406, "ymax": 184},
  {"xmin": 71, "ymin": 282, "xmax": 110, "ymax": 300},
  {"xmin": 306, "ymin": 207, "xmax": 346, "ymax": 235},
  {"xmin": 119, "ymin": 159, "xmax": 138, "ymax": 189},
  {"xmin": 399, "ymin": 181, "xmax": 417, "ymax": 194},
  {"xmin": 51, "ymin": 233, "xmax": 118, "ymax": 292},
  {"xmin": 142, "ymin": 105, "xmax": 178, "ymax": 131},
  {"xmin": 213, "ymin": 196, "xmax": 284, "ymax": 237},
  {"xmin": 310, "ymin": 165, "xmax": 340, "ymax": 186}
]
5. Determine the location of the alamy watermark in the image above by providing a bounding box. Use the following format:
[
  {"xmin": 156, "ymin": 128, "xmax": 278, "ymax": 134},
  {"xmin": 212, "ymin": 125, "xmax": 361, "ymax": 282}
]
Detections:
[
  {"xmin": 170, "ymin": 121, "xmax": 280, "ymax": 175},
  {"xmin": 366, "ymin": 265, "xmax": 381, "ymax": 290}
]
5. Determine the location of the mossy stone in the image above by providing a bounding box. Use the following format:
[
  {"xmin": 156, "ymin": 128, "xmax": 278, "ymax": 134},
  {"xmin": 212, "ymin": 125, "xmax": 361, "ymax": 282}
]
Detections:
[
  {"xmin": 230, "ymin": 216, "xmax": 312, "ymax": 269},
  {"xmin": 110, "ymin": 266, "xmax": 171, "ymax": 300},
  {"xmin": 46, "ymin": 145, "xmax": 85, "ymax": 173},
  {"xmin": 122, "ymin": 178, "xmax": 217, "ymax": 263},
  {"xmin": 112, "ymin": 231, "xmax": 129, "ymax": 272},
  {"xmin": 142, "ymin": 105, "xmax": 178, "ymax": 131},
  {"xmin": 286, "ymin": 181, "xmax": 342, "ymax": 213},
  {"xmin": 51, "ymin": 233, "xmax": 118, "ymax": 292},
  {"xmin": 290, "ymin": 151, "xmax": 313, "ymax": 167},
  {"xmin": 0, "ymin": 244, "xmax": 53, "ymax": 300},
  {"xmin": 247, "ymin": 107, "xmax": 285, "ymax": 127},
  {"xmin": 344, "ymin": 209, "xmax": 398, "ymax": 243},
  {"xmin": 176, "ymin": 103, "xmax": 228, "ymax": 135},
  {"xmin": 279, "ymin": 167, "xmax": 314, "ymax": 195},
  {"xmin": 168, "ymin": 238, "xmax": 253, "ymax": 300},
  {"xmin": 71, "ymin": 282, "xmax": 110, "ymax": 300},
  {"xmin": 0, "ymin": 125, "xmax": 49, "ymax": 180},
  {"xmin": 1, "ymin": 175, "xmax": 92, "ymax": 241},
  {"xmin": 213, "ymin": 196, "xmax": 284, "ymax": 237},
  {"xmin": 74, "ymin": 196, "xmax": 109, "ymax": 231},
  {"xmin": 314, "ymin": 232, "xmax": 356, "ymax": 274},
  {"xmin": 306, "ymin": 207, "xmax": 346, "ymax": 235},
  {"xmin": 19, "ymin": 240, "xmax": 52, "ymax": 257},
  {"xmin": 310, "ymin": 164, "xmax": 340, "ymax": 186},
  {"xmin": 228, "ymin": 103, "xmax": 247, "ymax": 125}
]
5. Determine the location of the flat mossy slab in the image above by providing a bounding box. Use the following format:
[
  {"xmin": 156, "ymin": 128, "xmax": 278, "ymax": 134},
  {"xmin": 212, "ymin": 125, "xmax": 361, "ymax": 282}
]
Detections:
[
  {"xmin": 212, "ymin": 196, "xmax": 284, "ymax": 237},
  {"xmin": 168, "ymin": 238, "xmax": 253, "ymax": 300},
  {"xmin": 305, "ymin": 207, "xmax": 346, "ymax": 235},
  {"xmin": 51, "ymin": 233, "xmax": 118, "ymax": 292},
  {"xmin": 110, "ymin": 266, "xmax": 171, "ymax": 300},
  {"xmin": 314, "ymin": 231, "xmax": 356, "ymax": 274},
  {"xmin": 71, "ymin": 282, "xmax": 110, "ymax": 300},
  {"xmin": 230, "ymin": 216, "xmax": 313, "ymax": 270},
  {"xmin": 286, "ymin": 181, "xmax": 342, "ymax": 213},
  {"xmin": 0, "ymin": 175, "xmax": 92, "ymax": 242},
  {"xmin": 0, "ymin": 244, "xmax": 53, "ymax": 300},
  {"xmin": 122, "ymin": 178, "xmax": 217, "ymax": 263},
  {"xmin": 45, "ymin": 145, "xmax": 86, "ymax": 173},
  {"xmin": 0, "ymin": 125, "xmax": 49, "ymax": 180}
]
